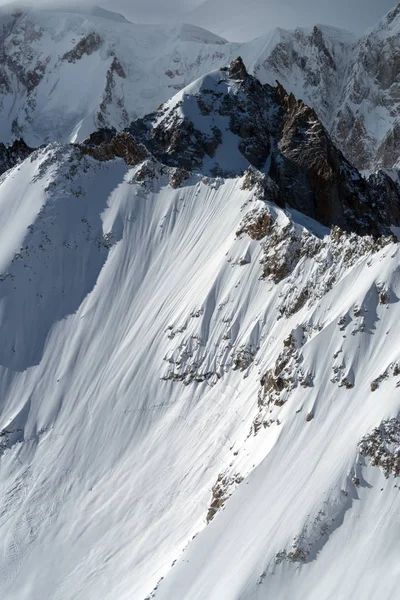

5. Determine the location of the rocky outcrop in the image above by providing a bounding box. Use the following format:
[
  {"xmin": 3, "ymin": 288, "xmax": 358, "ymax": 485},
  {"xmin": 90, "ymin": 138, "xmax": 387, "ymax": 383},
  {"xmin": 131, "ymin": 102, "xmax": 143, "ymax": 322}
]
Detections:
[
  {"xmin": 80, "ymin": 130, "xmax": 149, "ymax": 166},
  {"xmin": 125, "ymin": 58, "xmax": 400, "ymax": 235},
  {"xmin": 62, "ymin": 32, "xmax": 102, "ymax": 63},
  {"xmin": 358, "ymin": 419, "xmax": 400, "ymax": 477},
  {"xmin": 273, "ymin": 95, "xmax": 381, "ymax": 234},
  {"xmin": 0, "ymin": 139, "xmax": 34, "ymax": 176},
  {"xmin": 128, "ymin": 57, "xmax": 282, "ymax": 174}
]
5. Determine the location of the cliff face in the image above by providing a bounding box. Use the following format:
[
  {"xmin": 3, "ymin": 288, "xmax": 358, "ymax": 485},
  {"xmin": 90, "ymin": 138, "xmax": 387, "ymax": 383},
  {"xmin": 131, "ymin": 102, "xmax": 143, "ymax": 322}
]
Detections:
[{"xmin": 331, "ymin": 4, "xmax": 400, "ymax": 171}]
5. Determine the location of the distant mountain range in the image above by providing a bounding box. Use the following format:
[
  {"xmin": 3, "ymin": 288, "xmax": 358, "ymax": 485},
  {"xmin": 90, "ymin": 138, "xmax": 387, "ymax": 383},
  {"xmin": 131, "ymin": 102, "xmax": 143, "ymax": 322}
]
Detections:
[{"xmin": 0, "ymin": 3, "xmax": 400, "ymax": 171}]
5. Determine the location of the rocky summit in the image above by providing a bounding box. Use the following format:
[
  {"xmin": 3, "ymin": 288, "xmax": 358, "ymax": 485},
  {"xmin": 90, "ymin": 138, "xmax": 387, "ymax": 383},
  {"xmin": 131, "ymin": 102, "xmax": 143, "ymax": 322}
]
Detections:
[{"xmin": 77, "ymin": 56, "xmax": 398, "ymax": 235}]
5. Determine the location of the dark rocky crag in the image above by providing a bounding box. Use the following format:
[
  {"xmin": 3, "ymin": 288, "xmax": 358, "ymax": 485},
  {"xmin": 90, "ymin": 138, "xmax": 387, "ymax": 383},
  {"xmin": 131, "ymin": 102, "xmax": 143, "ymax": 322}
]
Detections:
[
  {"xmin": 0, "ymin": 138, "xmax": 34, "ymax": 176},
  {"xmin": 126, "ymin": 57, "xmax": 400, "ymax": 235}
]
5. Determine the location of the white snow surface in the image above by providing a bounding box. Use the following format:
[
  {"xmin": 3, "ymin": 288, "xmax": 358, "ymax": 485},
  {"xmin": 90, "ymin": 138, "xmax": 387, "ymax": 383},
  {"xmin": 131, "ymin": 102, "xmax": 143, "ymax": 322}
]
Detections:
[{"xmin": 0, "ymin": 144, "xmax": 398, "ymax": 600}]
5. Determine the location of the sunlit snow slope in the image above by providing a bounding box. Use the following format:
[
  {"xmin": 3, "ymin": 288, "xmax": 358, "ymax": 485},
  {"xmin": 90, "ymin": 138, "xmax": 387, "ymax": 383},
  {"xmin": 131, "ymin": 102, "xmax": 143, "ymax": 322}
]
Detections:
[{"xmin": 0, "ymin": 139, "xmax": 399, "ymax": 600}]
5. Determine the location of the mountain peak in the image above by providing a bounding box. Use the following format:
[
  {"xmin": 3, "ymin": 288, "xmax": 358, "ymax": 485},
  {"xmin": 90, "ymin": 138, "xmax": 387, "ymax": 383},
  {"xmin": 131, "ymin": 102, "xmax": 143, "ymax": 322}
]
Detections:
[
  {"xmin": 122, "ymin": 60, "xmax": 400, "ymax": 236},
  {"xmin": 228, "ymin": 56, "xmax": 249, "ymax": 81}
]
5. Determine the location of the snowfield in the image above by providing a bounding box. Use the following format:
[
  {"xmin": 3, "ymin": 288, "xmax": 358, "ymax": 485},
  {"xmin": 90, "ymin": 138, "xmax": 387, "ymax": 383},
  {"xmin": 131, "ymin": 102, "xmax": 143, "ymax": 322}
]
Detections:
[{"xmin": 0, "ymin": 144, "xmax": 398, "ymax": 599}]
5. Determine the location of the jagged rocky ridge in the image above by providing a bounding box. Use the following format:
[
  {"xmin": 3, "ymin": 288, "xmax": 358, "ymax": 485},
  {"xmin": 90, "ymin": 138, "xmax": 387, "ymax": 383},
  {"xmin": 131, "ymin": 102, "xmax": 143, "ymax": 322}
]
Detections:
[
  {"xmin": 2, "ymin": 54, "xmax": 399, "ymax": 239},
  {"xmin": 77, "ymin": 57, "xmax": 400, "ymax": 236}
]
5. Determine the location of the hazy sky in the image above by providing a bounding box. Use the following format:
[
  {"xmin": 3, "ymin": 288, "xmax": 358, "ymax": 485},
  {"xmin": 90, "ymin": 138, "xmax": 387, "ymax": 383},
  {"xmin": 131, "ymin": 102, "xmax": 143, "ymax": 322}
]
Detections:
[{"xmin": 2, "ymin": 0, "xmax": 397, "ymax": 40}]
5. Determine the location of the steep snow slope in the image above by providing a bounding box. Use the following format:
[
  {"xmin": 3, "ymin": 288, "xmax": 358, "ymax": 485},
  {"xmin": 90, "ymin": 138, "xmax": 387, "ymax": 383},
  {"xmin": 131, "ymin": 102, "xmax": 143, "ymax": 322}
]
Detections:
[
  {"xmin": 0, "ymin": 139, "xmax": 399, "ymax": 600},
  {"xmin": 0, "ymin": 4, "xmax": 232, "ymax": 145}
]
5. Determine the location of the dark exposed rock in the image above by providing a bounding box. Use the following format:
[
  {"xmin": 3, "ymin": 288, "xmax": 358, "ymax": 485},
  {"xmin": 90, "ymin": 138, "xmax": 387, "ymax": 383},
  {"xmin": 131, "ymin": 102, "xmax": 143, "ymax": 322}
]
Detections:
[
  {"xmin": 368, "ymin": 169, "xmax": 400, "ymax": 227},
  {"xmin": 127, "ymin": 57, "xmax": 283, "ymax": 174},
  {"xmin": 310, "ymin": 26, "xmax": 336, "ymax": 70},
  {"xmin": 122, "ymin": 57, "xmax": 400, "ymax": 235},
  {"xmin": 273, "ymin": 95, "xmax": 382, "ymax": 235},
  {"xmin": 359, "ymin": 419, "xmax": 400, "ymax": 477},
  {"xmin": 62, "ymin": 32, "xmax": 102, "ymax": 63},
  {"xmin": 80, "ymin": 131, "xmax": 148, "ymax": 166},
  {"xmin": 0, "ymin": 138, "xmax": 34, "ymax": 176},
  {"xmin": 133, "ymin": 112, "xmax": 223, "ymax": 171},
  {"xmin": 169, "ymin": 167, "xmax": 189, "ymax": 188},
  {"xmin": 228, "ymin": 56, "xmax": 248, "ymax": 81},
  {"xmin": 0, "ymin": 16, "xmax": 48, "ymax": 94},
  {"xmin": 236, "ymin": 209, "xmax": 272, "ymax": 241}
]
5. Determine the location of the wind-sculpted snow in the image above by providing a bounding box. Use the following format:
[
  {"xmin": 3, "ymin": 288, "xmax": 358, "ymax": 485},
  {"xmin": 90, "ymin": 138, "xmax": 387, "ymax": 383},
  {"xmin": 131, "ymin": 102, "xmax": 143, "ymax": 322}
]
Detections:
[{"xmin": 0, "ymin": 142, "xmax": 398, "ymax": 599}]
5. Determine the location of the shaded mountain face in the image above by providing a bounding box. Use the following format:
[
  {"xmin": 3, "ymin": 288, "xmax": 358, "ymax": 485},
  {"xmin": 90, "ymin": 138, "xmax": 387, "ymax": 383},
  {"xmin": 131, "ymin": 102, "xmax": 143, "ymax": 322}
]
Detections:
[
  {"xmin": 0, "ymin": 138, "xmax": 33, "ymax": 175},
  {"xmin": 331, "ymin": 4, "xmax": 400, "ymax": 171},
  {"xmin": 78, "ymin": 58, "xmax": 400, "ymax": 236}
]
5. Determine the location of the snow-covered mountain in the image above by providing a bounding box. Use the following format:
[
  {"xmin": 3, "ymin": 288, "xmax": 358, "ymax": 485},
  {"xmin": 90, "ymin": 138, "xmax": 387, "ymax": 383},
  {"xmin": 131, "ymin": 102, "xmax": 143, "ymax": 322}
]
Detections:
[
  {"xmin": 0, "ymin": 52, "xmax": 399, "ymax": 599},
  {"xmin": 2, "ymin": 2, "xmax": 400, "ymax": 172},
  {"xmin": 0, "ymin": 3, "xmax": 232, "ymax": 145},
  {"xmin": 332, "ymin": 4, "xmax": 400, "ymax": 170},
  {"xmin": 1, "ymin": 3, "xmax": 400, "ymax": 599}
]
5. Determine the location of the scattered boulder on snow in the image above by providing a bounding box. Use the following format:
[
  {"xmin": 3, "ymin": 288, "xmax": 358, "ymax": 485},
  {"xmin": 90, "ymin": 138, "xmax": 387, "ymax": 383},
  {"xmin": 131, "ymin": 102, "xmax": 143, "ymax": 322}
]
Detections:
[{"xmin": 206, "ymin": 472, "xmax": 244, "ymax": 523}]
